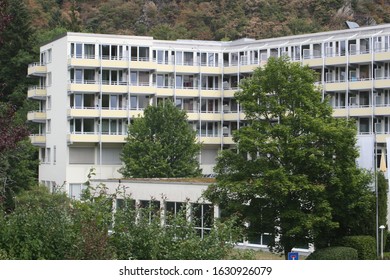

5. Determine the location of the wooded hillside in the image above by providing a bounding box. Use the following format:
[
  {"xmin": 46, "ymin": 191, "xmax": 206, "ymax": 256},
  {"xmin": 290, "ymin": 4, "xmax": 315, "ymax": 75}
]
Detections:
[{"xmin": 27, "ymin": 0, "xmax": 390, "ymax": 40}]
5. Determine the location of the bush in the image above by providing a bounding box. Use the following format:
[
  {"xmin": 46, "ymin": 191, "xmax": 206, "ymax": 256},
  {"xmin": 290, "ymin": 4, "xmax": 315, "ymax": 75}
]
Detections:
[
  {"xmin": 338, "ymin": 236, "xmax": 376, "ymax": 260},
  {"xmin": 383, "ymin": 252, "xmax": 390, "ymax": 260},
  {"xmin": 385, "ymin": 231, "xmax": 390, "ymax": 252},
  {"xmin": 306, "ymin": 246, "xmax": 358, "ymax": 260}
]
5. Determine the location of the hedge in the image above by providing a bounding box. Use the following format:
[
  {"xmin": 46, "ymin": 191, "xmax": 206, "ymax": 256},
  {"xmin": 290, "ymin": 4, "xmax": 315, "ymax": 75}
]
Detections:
[
  {"xmin": 338, "ymin": 236, "xmax": 376, "ymax": 260},
  {"xmin": 383, "ymin": 252, "xmax": 390, "ymax": 260},
  {"xmin": 306, "ymin": 247, "xmax": 358, "ymax": 260}
]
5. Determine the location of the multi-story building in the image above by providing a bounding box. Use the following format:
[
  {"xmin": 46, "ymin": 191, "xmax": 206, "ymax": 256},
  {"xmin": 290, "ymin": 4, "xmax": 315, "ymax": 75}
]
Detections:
[{"xmin": 28, "ymin": 24, "xmax": 390, "ymax": 201}]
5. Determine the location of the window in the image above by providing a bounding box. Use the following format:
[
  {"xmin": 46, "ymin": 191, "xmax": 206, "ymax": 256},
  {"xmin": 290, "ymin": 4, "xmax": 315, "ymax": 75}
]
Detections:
[
  {"xmin": 47, "ymin": 72, "xmax": 52, "ymax": 86},
  {"xmin": 192, "ymin": 203, "xmax": 213, "ymax": 238},
  {"xmin": 47, "ymin": 96, "xmax": 51, "ymax": 110},
  {"xmin": 165, "ymin": 201, "xmax": 186, "ymax": 225},
  {"xmin": 101, "ymin": 119, "xmax": 123, "ymax": 135},
  {"xmin": 139, "ymin": 200, "xmax": 161, "ymax": 223},
  {"xmin": 69, "ymin": 147, "xmax": 95, "ymax": 164},
  {"xmin": 70, "ymin": 119, "xmax": 95, "ymax": 134},
  {"xmin": 53, "ymin": 145, "xmax": 56, "ymax": 164},
  {"xmin": 46, "ymin": 119, "xmax": 51, "ymax": 133},
  {"xmin": 69, "ymin": 183, "xmax": 86, "ymax": 200},
  {"xmin": 41, "ymin": 148, "xmax": 46, "ymax": 163},
  {"xmin": 46, "ymin": 148, "xmax": 51, "ymax": 163},
  {"xmin": 84, "ymin": 44, "xmax": 95, "ymax": 59}
]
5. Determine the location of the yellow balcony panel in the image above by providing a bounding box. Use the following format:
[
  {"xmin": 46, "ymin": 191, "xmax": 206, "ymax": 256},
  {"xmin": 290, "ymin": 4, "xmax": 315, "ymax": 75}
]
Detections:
[
  {"xmin": 101, "ymin": 109, "xmax": 127, "ymax": 118},
  {"xmin": 349, "ymin": 80, "xmax": 372, "ymax": 90},
  {"xmin": 374, "ymin": 79, "xmax": 390, "ymax": 89},
  {"xmin": 129, "ymin": 110, "xmax": 144, "ymax": 118},
  {"xmin": 29, "ymin": 134, "xmax": 46, "ymax": 146},
  {"xmin": 375, "ymin": 52, "xmax": 390, "ymax": 62},
  {"xmin": 68, "ymin": 108, "xmax": 99, "ymax": 118},
  {"xmin": 223, "ymin": 89, "xmax": 239, "ymax": 98},
  {"xmin": 68, "ymin": 58, "xmax": 99, "ymax": 68},
  {"xmin": 101, "ymin": 135, "xmax": 126, "ymax": 143},
  {"xmin": 324, "ymin": 82, "xmax": 347, "ymax": 92},
  {"xmin": 129, "ymin": 85, "xmax": 155, "ymax": 94},
  {"xmin": 156, "ymin": 64, "xmax": 174, "ymax": 73},
  {"xmin": 332, "ymin": 108, "xmax": 347, "ymax": 117},
  {"xmin": 198, "ymin": 136, "xmax": 221, "ymax": 145},
  {"xmin": 156, "ymin": 87, "xmax": 174, "ymax": 96},
  {"xmin": 102, "ymin": 84, "xmax": 128, "ymax": 93},
  {"xmin": 28, "ymin": 63, "xmax": 47, "ymax": 77},
  {"xmin": 130, "ymin": 60, "xmax": 156, "ymax": 70},
  {"xmin": 200, "ymin": 66, "xmax": 222, "ymax": 75},
  {"xmin": 27, "ymin": 111, "xmax": 46, "ymax": 123},
  {"xmin": 175, "ymin": 88, "xmax": 199, "ymax": 97},
  {"xmin": 200, "ymin": 113, "xmax": 221, "ymax": 121},
  {"xmin": 376, "ymin": 134, "xmax": 388, "ymax": 144},
  {"xmin": 349, "ymin": 107, "xmax": 372, "ymax": 117},
  {"xmin": 27, "ymin": 86, "xmax": 47, "ymax": 100},
  {"xmin": 374, "ymin": 106, "xmax": 390, "ymax": 116},
  {"xmin": 68, "ymin": 83, "xmax": 99, "ymax": 92},
  {"xmin": 223, "ymin": 136, "xmax": 235, "ymax": 145},
  {"xmin": 223, "ymin": 66, "xmax": 239, "ymax": 74},
  {"xmin": 240, "ymin": 64, "xmax": 258, "ymax": 73},
  {"xmin": 68, "ymin": 134, "xmax": 99, "ymax": 143},
  {"xmin": 349, "ymin": 53, "xmax": 371, "ymax": 64},
  {"xmin": 101, "ymin": 59, "xmax": 128, "ymax": 68},
  {"xmin": 325, "ymin": 56, "xmax": 347, "ymax": 66},
  {"xmin": 201, "ymin": 89, "xmax": 221, "ymax": 98},
  {"xmin": 175, "ymin": 65, "xmax": 199, "ymax": 73},
  {"xmin": 302, "ymin": 58, "xmax": 323, "ymax": 67},
  {"xmin": 187, "ymin": 112, "xmax": 199, "ymax": 121},
  {"xmin": 223, "ymin": 112, "xmax": 240, "ymax": 121}
]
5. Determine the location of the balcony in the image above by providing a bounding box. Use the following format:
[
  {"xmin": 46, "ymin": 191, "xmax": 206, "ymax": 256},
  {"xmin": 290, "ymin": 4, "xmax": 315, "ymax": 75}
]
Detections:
[
  {"xmin": 67, "ymin": 133, "xmax": 126, "ymax": 144},
  {"xmin": 27, "ymin": 62, "xmax": 47, "ymax": 76},
  {"xmin": 27, "ymin": 86, "xmax": 47, "ymax": 100},
  {"xmin": 27, "ymin": 110, "xmax": 46, "ymax": 123},
  {"xmin": 29, "ymin": 134, "xmax": 46, "ymax": 146}
]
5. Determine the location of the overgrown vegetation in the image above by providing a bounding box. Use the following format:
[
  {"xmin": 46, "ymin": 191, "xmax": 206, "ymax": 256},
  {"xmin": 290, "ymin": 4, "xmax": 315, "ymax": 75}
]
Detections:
[
  {"xmin": 0, "ymin": 182, "xmax": 241, "ymax": 260},
  {"xmin": 306, "ymin": 247, "xmax": 358, "ymax": 260},
  {"xmin": 24, "ymin": 0, "xmax": 390, "ymax": 41}
]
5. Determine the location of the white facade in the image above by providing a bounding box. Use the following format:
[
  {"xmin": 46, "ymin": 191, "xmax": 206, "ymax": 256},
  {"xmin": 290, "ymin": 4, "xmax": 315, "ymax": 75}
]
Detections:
[{"xmin": 27, "ymin": 25, "xmax": 390, "ymax": 211}]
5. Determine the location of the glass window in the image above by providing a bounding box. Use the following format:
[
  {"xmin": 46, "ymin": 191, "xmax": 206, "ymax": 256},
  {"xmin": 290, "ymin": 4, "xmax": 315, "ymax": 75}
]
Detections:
[
  {"xmin": 83, "ymin": 119, "xmax": 95, "ymax": 133},
  {"xmin": 75, "ymin": 94, "xmax": 82, "ymax": 109},
  {"xmin": 75, "ymin": 43, "xmax": 82, "ymax": 58},
  {"xmin": 130, "ymin": 72, "xmax": 137, "ymax": 85},
  {"xmin": 110, "ymin": 95, "xmax": 118, "ymax": 109},
  {"xmin": 130, "ymin": 96, "xmax": 137, "ymax": 109},
  {"xmin": 84, "ymin": 44, "xmax": 95, "ymax": 59},
  {"xmin": 176, "ymin": 76, "xmax": 182, "ymax": 88}
]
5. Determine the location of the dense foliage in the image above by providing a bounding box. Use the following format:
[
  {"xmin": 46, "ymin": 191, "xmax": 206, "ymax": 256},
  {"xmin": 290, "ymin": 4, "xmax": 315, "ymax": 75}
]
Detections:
[
  {"xmin": 120, "ymin": 101, "xmax": 201, "ymax": 178},
  {"xmin": 337, "ymin": 235, "xmax": 377, "ymax": 260},
  {"xmin": 205, "ymin": 57, "xmax": 375, "ymax": 258},
  {"xmin": 24, "ymin": 0, "xmax": 390, "ymax": 40},
  {"xmin": 0, "ymin": 183, "xmax": 240, "ymax": 260},
  {"xmin": 306, "ymin": 246, "xmax": 358, "ymax": 260}
]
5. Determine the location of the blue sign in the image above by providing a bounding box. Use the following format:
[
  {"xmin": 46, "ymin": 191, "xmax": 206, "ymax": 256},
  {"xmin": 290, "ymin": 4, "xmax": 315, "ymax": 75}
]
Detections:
[{"xmin": 288, "ymin": 252, "xmax": 299, "ymax": 260}]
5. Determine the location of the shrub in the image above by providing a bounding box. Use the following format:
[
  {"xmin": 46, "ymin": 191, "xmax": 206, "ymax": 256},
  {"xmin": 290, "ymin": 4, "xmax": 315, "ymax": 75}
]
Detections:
[
  {"xmin": 385, "ymin": 231, "xmax": 390, "ymax": 252},
  {"xmin": 306, "ymin": 246, "xmax": 358, "ymax": 260},
  {"xmin": 338, "ymin": 236, "xmax": 376, "ymax": 260},
  {"xmin": 383, "ymin": 252, "xmax": 390, "ymax": 260}
]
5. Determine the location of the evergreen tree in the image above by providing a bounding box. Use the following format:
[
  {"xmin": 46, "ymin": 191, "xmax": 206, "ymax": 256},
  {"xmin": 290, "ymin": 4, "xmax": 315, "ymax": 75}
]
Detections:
[{"xmin": 120, "ymin": 101, "xmax": 201, "ymax": 178}]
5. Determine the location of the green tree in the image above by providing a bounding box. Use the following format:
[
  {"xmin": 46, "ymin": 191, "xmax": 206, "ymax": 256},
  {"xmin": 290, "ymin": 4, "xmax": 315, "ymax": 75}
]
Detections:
[
  {"xmin": 205, "ymin": 57, "xmax": 374, "ymax": 258},
  {"xmin": 120, "ymin": 101, "xmax": 201, "ymax": 178}
]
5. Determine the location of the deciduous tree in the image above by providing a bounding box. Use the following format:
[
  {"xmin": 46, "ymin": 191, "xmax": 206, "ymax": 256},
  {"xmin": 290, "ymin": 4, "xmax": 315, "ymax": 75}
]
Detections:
[
  {"xmin": 120, "ymin": 101, "xmax": 201, "ymax": 178},
  {"xmin": 205, "ymin": 57, "xmax": 375, "ymax": 257}
]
